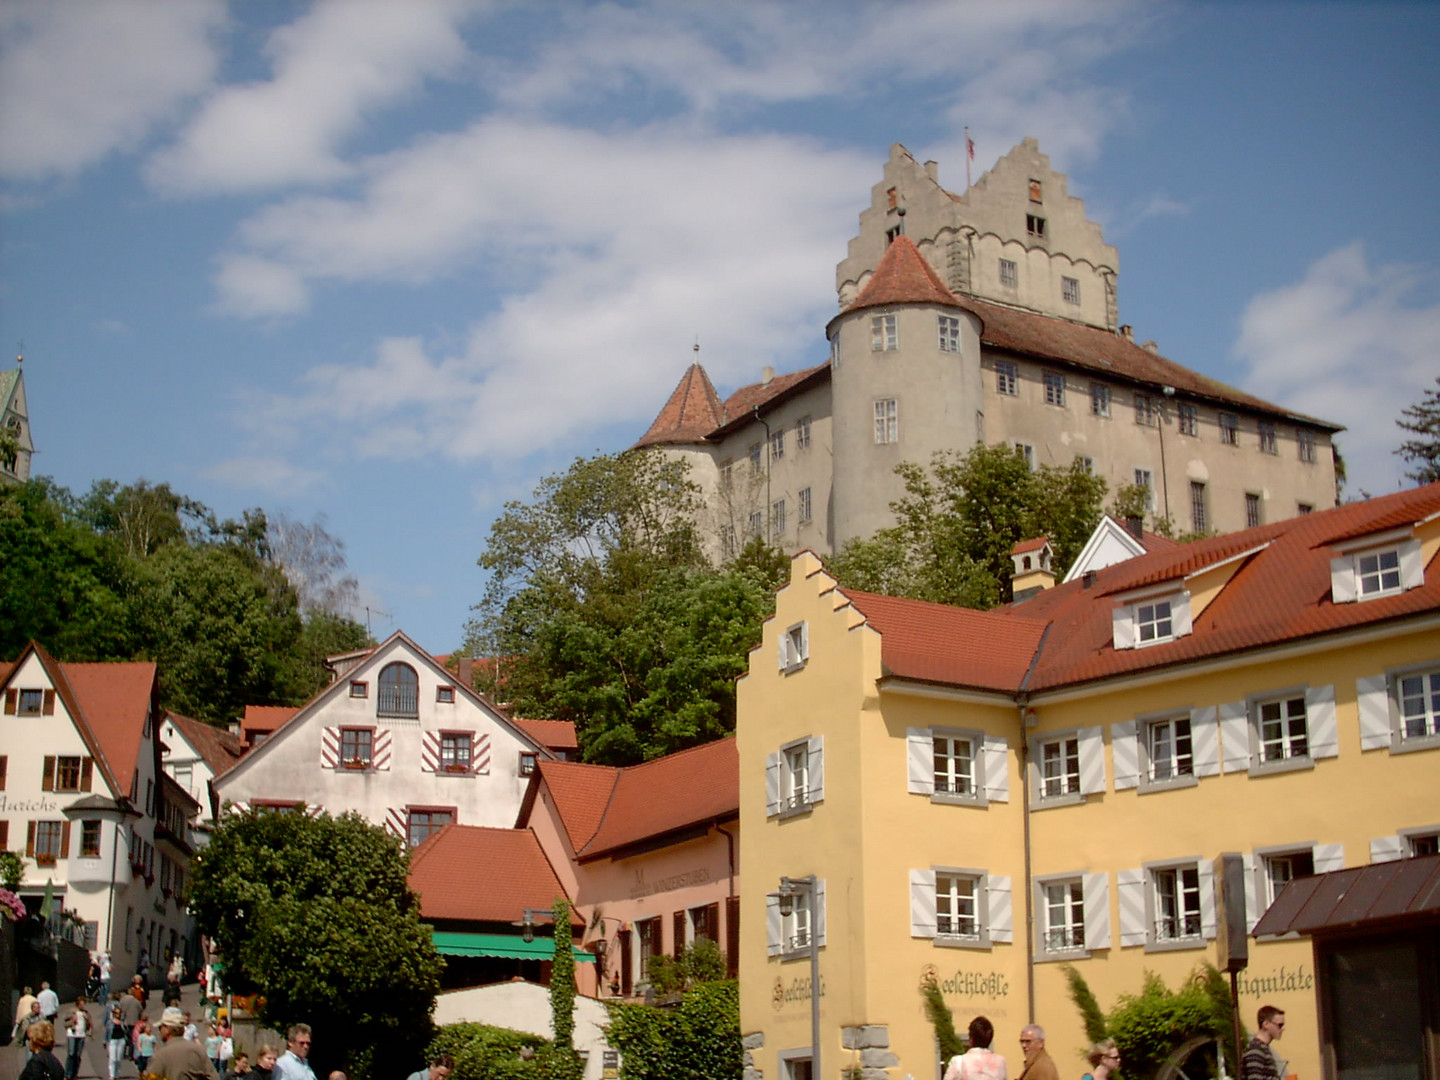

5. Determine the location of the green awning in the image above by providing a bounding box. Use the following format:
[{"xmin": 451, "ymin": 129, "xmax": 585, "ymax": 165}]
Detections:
[{"xmin": 432, "ymin": 931, "xmax": 595, "ymax": 962}]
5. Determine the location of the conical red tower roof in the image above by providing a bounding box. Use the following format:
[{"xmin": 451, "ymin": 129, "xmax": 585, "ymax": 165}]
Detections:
[
  {"xmin": 634, "ymin": 362, "xmax": 725, "ymax": 448},
  {"xmin": 842, "ymin": 234, "xmax": 967, "ymax": 313}
]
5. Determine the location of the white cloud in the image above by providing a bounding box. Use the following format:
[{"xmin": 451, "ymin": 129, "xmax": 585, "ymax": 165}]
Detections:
[
  {"xmin": 0, "ymin": 0, "xmax": 223, "ymax": 182},
  {"xmin": 1234, "ymin": 241, "xmax": 1440, "ymax": 497},
  {"xmin": 203, "ymin": 454, "xmax": 326, "ymax": 496},
  {"xmin": 146, "ymin": 0, "xmax": 477, "ymax": 195}
]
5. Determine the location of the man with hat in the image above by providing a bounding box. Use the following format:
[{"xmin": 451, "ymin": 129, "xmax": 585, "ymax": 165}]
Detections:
[{"xmin": 146, "ymin": 1006, "xmax": 218, "ymax": 1080}]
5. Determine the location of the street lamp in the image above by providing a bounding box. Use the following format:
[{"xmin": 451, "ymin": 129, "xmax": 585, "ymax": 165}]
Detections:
[
  {"xmin": 513, "ymin": 907, "xmax": 556, "ymax": 943},
  {"xmin": 774, "ymin": 875, "xmax": 820, "ymax": 1080}
]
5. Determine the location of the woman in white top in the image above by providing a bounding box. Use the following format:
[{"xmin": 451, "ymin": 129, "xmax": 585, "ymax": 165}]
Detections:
[{"xmin": 943, "ymin": 1016, "xmax": 1007, "ymax": 1080}]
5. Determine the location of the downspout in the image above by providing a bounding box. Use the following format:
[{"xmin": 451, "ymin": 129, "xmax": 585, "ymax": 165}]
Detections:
[
  {"xmin": 716, "ymin": 822, "xmax": 737, "ymax": 897},
  {"xmin": 1017, "ymin": 693, "xmax": 1036, "ymax": 1024}
]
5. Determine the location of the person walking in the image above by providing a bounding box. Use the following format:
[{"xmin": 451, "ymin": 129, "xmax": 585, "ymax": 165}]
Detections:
[
  {"xmin": 107, "ymin": 1004, "xmax": 127, "ymax": 1080},
  {"xmin": 1240, "ymin": 1005, "xmax": 1286, "ymax": 1080},
  {"xmin": 147, "ymin": 1006, "xmax": 219, "ymax": 1080},
  {"xmin": 16, "ymin": 986, "xmax": 38, "ymax": 1037},
  {"xmin": 37, "ymin": 982, "xmax": 60, "ymax": 1024},
  {"xmin": 942, "ymin": 1016, "xmax": 1006, "ymax": 1080},
  {"xmin": 63, "ymin": 998, "xmax": 89, "ymax": 1080},
  {"xmin": 1081, "ymin": 1039, "xmax": 1121, "ymax": 1080},
  {"xmin": 20, "ymin": 1020, "xmax": 64, "ymax": 1080},
  {"xmin": 403, "ymin": 1054, "xmax": 454, "ymax": 1080},
  {"xmin": 252, "ymin": 1043, "xmax": 280, "ymax": 1080},
  {"xmin": 136, "ymin": 1017, "xmax": 158, "ymax": 1076},
  {"xmin": 119, "ymin": 983, "xmax": 142, "ymax": 1060},
  {"xmin": 271, "ymin": 1024, "xmax": 316, "ymax": 1080},
  {"xmin": 1016, "ymin": 1025, "xmax": 1058, "ymax": 1080},
  {"xmin": 168, "ymin": 954, "xmax": 185, "ymax": 1002}
]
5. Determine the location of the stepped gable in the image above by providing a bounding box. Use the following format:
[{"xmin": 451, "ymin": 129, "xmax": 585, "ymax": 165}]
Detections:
[
  {"xmin": 577, "ymin": 737, "xmax": 738, "ymax": 859},
  {"xmin": 841, "ymin": 234, "xmax": 973, "ymax": 315},
  {"xmin": 970, "ymin": 298, "xmax": 1341, "ymax": 429},
  {"xmin": 634, "ymin": 362, "xmax": 725, "ymax": 449},
  {"xmin": 408, "ymin": 824, "xmax": 575, "ymax": 923}
]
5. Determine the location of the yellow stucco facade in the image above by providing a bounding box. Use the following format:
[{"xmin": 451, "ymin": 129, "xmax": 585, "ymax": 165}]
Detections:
[{"xmin": 738, "ymin": 536, "xmax": 1440, "ymax": 1080}]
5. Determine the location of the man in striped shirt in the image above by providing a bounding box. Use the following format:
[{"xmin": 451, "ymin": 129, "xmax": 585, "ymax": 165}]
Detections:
[{"xmin": 1240, "ymin": 1005, "xmax": 1284, "ymax": 1080}]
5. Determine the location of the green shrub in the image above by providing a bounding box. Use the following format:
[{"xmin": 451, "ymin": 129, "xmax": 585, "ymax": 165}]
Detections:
[
  {"xmin": 426, "ymin": 1023, "xmax": 549, "ymax": 1080},
  {"xmin": 606, "ymin": 978, "xmax": 741, "ymax": 1080}
]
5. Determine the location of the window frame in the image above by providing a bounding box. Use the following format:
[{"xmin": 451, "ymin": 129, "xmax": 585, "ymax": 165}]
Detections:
[
  {"xmin": 907, "ymin": 726, "xmax": 1004, "ymax": 808},
  {"xmin": 18, "ymin": 688, "xmax": 43, "ymax": 716},
  {"xmin": 1177, "ymin": 403, "xmax": 1198, "ymax": 436},
  {"xmin": 1251, "ymin": 691, "xmax": 1311, "ymax": 772},
  {"xmin": 938, "ymin": 315, "xmax": 961, "ymax": 353},
  {"xmin": 80, "ymin": 820, "xmax": 102, "ymax": 859},
  {"xmin": 1360, "ymin": 662, "xmax": 1440, "ymax": 754},
  {"xmin": 870, "ymin": 313, "xmax": 898, "ymax": 352},
  {"xmin": 34, "ymin": 819, "xmax": 64, "ymax": 866},
  {"xmin": 436, "ymin": 685, "xmax": 455, "ymax": 704},
  {"xmin": 1143, "ymin": 713, "xmax": 1194, "ymax": 786},
  {"xmin": 994, "ymin": 361, "xmax": 1018, "ymax": 396},
  {"xmin": 1061, "ymin": 276, "xmax": 1080, "ymax": 305},
  {"xmin": 1134, "ymin": 393, "xmax": 1155, "ymax": 426},
  {"xmin": 1298, "ymin": 428, "xmax": 1316, "ymax": 463},
  {"xmin": 1026, "ymin": 214, "xmax": 1046, "ymax": 239},
  {"xmin": 1039, "ymin": 876, "xmax": 1086, "ymax": 955},
  {"xmin": 998, "ymin": 258, "xmax": 1018, "ymax": 287},
  {"xmin": 766, "ymin": 735, "xmax": 823, "ymax": 819},
  {"xmin": 779, "ymin": 621, "xmax": 808, "ymax": 673},
  {"xmin": 518, "ymin": 751, "xmax": 538, "ymax": 777},
  {"xmin": 1039, "ymin": 734, "xmax": 1080, "ymax": 800},
  {"xmin": 1043, "ymin": 371, "xmax": 1066, "ymax": 407},
  {"xmin": 1261, "ymin": 847, "xmax": 1315, "ymax": 908},
  {"xmin": 925, "ymin": 868, "xmax": 989, "ymax": 948},
  {"xmin": 376, "ymin": 662, "xmax": 419, "ymax": 719},
  {"xmin": 349, "ymin": 681, "xmax": 368, "ymax": 699},
  {"xmin": 1331, "ymin": 534, "xmax": 1424, "ymax": 604},
  {"xmin": 1090, "ymin": 383, "xmax": 1110, "ymax": 417},
  {"xmin": 405, "ymin": 806, "xmax": 455, "ymax": 849},
  {"xmin": 772, "ymin": 498, "xmax": 786, "ymax": 539},
  {"xmin": 798, "ymin": 487, "xmax": 812, "ymax": 524},
  {"xmin": 795, "ymin": 416, "xmax": 812, "ymax": 450},
  {"xmin": 1190, "ymin": 481, "xmax": 1208, "ymax": 534},
  {"xmin": 873, "ymin": 398, "xmax": 898, "ymax": 444},
  {"xmin": 338, "ymin": 727, "xmax": 374, "ymax": 768},
  {"xmin": 1147, "ymin": 862, "xmax": 1205, "ymax": 950},
  {"xmin": 55, "ymin": 755, "xmax": 84, "ymax": 792},
  {"xmin": 770, "ymin": 428, "xmax": 785, "ymax": 462},
  {"xmin": 1245, "ymin": 492, "xmax": 1262, "ymax": 529},
  {"xmin": 1258, "ymin": 421, "xmax": 1277, "ymax": 454},
  {"xmin": 439, "ymin": 731, "xmax": 473, "ymax": 773},
  {"xmin": 1133, "ymin": 469, "xmax": 1154, "ymax": 511},
  {"xmin": 1219, "ymin": 412, "xmax": 1239, "ymax": 445}
]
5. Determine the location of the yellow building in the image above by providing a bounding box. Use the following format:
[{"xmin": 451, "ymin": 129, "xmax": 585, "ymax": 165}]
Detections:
[{"xmin": 737, "ymin": 484, "xmax": 1440, "ymax": 1080}]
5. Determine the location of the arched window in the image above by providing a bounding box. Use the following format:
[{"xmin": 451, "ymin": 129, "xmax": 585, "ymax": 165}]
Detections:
[{"xmin": 377, "ymin": 662, "xmax": 419, "ymax": 718}]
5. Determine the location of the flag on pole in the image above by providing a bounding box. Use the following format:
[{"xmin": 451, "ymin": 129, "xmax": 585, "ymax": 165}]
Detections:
[
  {"xmin": 40, "ymin": 878, "xmax": 55, "ymax": 920},
  {"xmin": 967, "ymin": 136, "xmax": 975, "ymax": 160}
]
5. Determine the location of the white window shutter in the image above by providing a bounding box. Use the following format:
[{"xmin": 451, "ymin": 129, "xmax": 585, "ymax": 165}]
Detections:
[
  {"xmin": 778, "ymin": 632, "xmax": 789, "ymax": 671},
  {"xmin": 1083, "ymin": 872, "xmax": 1111, "ymax": 950},
  {"xmin": 1330, "ymin": 555, "xmax": 1357, "ymax": 603},
  {"xmin": 320, "ymin": 727, "xmax": 339, "ymax": 769},
  {"xmin": 1370, "ymin": 835, "xmax": 1403, "ymax": 863},
  {"xmin": 1307, "ymin": 685, "xmax": 1338, "ymax": 759},
  {"xmin": 983, "ymin": 735, "xmax": 1009, "ymax": 802},
  {"xmin": 1112, "ymin": 605, "xmax": 1136, "ymax": 650},
  {"xmin": 807, "ymin": 736, "xmax": 825, "ymax": 804},
  {"xmin": 1172, "ymin": 590, "xmax": 1193, "ymax": 638},
  {"xmin": 987, "ymin": 875, "xmax": 1012, "ymax": 943},
  {"xmin": 907, "ymin": 729, "xmax": 935, "ymax": 795},
  {"xmin": 765, "ymin": 753, "xmax": 781, "ymax": 817},
  {"xmin": 1111, "ymin": 721, "xmax": 1139, "ymax": 790},
  {"xmin": 1313, "ymin": 843, "xmax": 1345, "ymax": 873},
  {"xmin": 1198, "ymin": 860, "xmax": 1217, "ymax": 939},
  {"xmin": 1398, "ymin": 537, "xmax": 1424, "ymax": 589},
  {"xmin": 1117, "ymin": 869, "xmax": 1146, "ymax": 947},
  {"xmin": 799, "ymin": 621, "xmax": 810, "ymax": 662},
  {"xmin": 814, "ymin": 879, "xmax": 827, "ymax": 947},
  {"xmin": 910, "ymin": 869, "xmax": 937, "ymax": 938},
  {"xmin": 1357, "ymin": 675, "xmax": 1392, "ymax": 751},
  {"xmin": 1191, "ymin": 706, "xmax": 1220, "ymax": 777},
  {"xmin": 1078, "ymin": 726, "xmax": 1106, "ymax": 794},
  {"xmin": 766, "ymin": 894, "xmax": 782, "ymax": 956},
  {"xmin": 1243, "ymin": 854, "xmax": 1258, "ymax": 933},
  {"xmin": 1220, "ymin": 701, "xmax": 1250, "ymax": 773}
]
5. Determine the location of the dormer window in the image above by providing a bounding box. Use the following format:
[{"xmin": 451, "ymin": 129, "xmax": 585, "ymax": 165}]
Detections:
[
  {"xmin": 1330, "ymin": 531, "xmax": 1424, "ymax": 603},
  {"xmin": 1113, "ymin": 589, "xmax": 1192, "ymax": 650}
]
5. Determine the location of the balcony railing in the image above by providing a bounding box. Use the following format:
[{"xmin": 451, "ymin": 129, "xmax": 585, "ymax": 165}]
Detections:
[
  {"xmin": 1155, "ymin": 914, "xmax": 1202, "ymax": 941},
  {"xmin": 1044, "ymin": 926, "xmax": 1085, "ymax": 951},
  {"xmin": 377, "ymin": 684, "xmax": 419, "ymax": 717}
]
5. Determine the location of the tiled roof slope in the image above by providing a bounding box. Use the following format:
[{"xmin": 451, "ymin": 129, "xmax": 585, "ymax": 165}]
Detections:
[
  {"xmin": 842, "ymin": 235, "xmax": 973, "ymax": 314},
  {"xmin": 706, "ymin": 363, "xmax": 831, "ymax": 440},
  {"xmin": 512, "ymin": 718, "xmax": 579, "ymax": 752},
  {"xmin": 47, "ymin": 654, "xmax": 157, "ymax": 796},
  {"xmin": 969, "ymin": 298, "xmax": 1340, "ymax": 429},
  {"xmin": 242, "ymin": 705, "xmax": 298, "ymax": 733},
  {"xmin": 634, "ymin": 363, "xmax": 725, "ymax": 449},
  {"xmin": 168, "ymin": 711, "xmax": 243, "ymax": 773},
  {"xmin": 534, "ymin": 760, "xmax": 621, "ymax": 854},
  {"xmin": 578, "ymin": 737, "xmax": 738, "ymax": 859},
  {"xmin": 843, "ymin": 591, "xmax": 1049, "ymax": 692},
  {"xmin": 849, "ymin": 484, "xmax": 1440, "ymax": 697},
  {"xmin": 408, "ymin": 825, "xmax": 574, "ymax": 923}
]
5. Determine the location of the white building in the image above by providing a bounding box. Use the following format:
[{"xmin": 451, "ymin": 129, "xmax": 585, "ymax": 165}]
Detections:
[
  {"xmin": 214, "ymin": 631, "xmax": 560, "ymax": 846},
  {"xmin": 159, "ymin": 711, "xmax": 242, "ymax": 834},
  {"xmin": 1, "ymin": 642, "xmax": 199, "ymax": 983}
]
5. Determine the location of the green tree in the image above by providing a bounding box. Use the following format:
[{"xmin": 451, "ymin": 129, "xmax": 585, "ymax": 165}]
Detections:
[
  {"xmin": 0, "ymin": 423, "xmax": 18, "ymax": 473},
  {"xmin": 827, "ymin": 445, "xmax": 1108, "ymax": 608},
  {"xmin": 473, "ymin": 452, "xmax": 780, "ymax": 764},
  {"xmin": 605, "ymin": 979, "xmax": 741, "ymax": 1080},
  {"xmin": 190, "ymin": 809, "xmax": 442, "ymax": 1080},
  {"xmin": 1396, "ymin": 376, "xmax": 1440, "ymax": 484},
  {"xmin": 426, "ymin": 1023, "xmax": 546, "ymax": 1080}
]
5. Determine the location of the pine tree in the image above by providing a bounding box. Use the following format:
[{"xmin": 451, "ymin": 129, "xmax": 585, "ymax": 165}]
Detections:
[{"xmin": 1396, "ymin": 377, "xmax": 1440, "ymax": 485}]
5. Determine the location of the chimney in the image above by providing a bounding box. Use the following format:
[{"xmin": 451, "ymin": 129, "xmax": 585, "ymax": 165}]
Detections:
[
  {"xmin": 924, "ymin": 160, "xmax": 939, "ymax": 182},
  {"xmin": 761, "ymin": 366, "xmax": 774, "ymax": 386},
  {"xmin": 1120, "ymin": 324, "xmax": 1133, "ymax": 341},
  {"xmin": 1125, "ymin": 514, "xmax": 1144, "ymax": 540},
  {"xmin": 1141, "ymin": 340, "xmax": 1160, "ymax": 354},
  {"xmin": 457, "ymin": 656, "xmax": 475, "ymax": 689}
]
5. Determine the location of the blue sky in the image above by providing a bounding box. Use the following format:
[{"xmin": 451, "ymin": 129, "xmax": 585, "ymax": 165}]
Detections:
[{"xmin": 3, "ymin": 0, "xmax": 1438, "ymax": 652}]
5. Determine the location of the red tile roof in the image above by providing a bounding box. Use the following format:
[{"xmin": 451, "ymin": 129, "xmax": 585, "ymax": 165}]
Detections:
[
  {"xmin": 844, "ymin": 484, "xmax": 1440, "ymax": 696},
  {"xmin": 579, "ymin": 738, "xmax": 738, "ymax": 859},
  {"xmin": 511, "ymin": 718, "xmax": 579, "ymax": 752},
  {"xmin": 242, "ymin": 705, "xmax": 298, "ymax": 734},
  {"xmin": 634, "ymin": 363, "xmax": 725, "ymax": 449},
  {"xmin": 532, "ymin": 739, "xmax": 739, "ymax": 860},
  {"xmin": 841, "ymin": 234, "xmax": 971, "ymax": 314},
  {"xmin": 706, "ymin": 363, "xmax": 831, "ymax": 441},
  {"xmin": 1012, "ymin": 537, "xmax": 1049, "ymax": 556},
  {"xmin": 408, "ymin": 825, "xmax": 575, "ymax": 924},
  {"xmin": 167, "ymin": 711, "xmax": 243, "ymax": 774}
]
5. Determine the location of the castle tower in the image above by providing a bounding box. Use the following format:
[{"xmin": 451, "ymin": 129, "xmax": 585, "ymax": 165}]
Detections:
[
  {"xmin": 826, "ymin": 235, "xmax": 985, "ymax": 545},
  {"xmin": 1, "ymin": 356, "xmax": 34, "ymax": 484}
]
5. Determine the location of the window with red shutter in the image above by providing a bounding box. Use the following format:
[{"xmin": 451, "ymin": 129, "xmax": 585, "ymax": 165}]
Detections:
[
  {"xmin": 41, "ymin": 755, "xmax": 55, "ymax": 791},
  {"xmin": 42, "ymin": 689, "xmax": 55, "ymax": 715},
  {"xmin": 3, "ymin": 688, "xmax": 16, "ymax": 714}
]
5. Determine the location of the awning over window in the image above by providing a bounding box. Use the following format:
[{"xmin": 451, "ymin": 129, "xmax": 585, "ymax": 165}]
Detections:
[{"xmin": 431, "ymin": 931, "xmax": 596, "ymax": 962}]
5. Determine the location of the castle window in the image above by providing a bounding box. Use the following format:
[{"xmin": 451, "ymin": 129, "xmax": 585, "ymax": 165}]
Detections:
[
  {"xmin": 871, "ymin": 314, "xmax": 897, "ymax": 351},
  {"xmin": 1014, "ymin": 442, "xmax": 1034, "ymax": 470},
  {"xmin": 770, "ymin": 429, "xmax": 784, "ymax": 462},
  {"xmin": 796, "ymin": 416, "xmax": 812, "ymax": 450},
  {"xmin": 772, "ymin": 499, "xmax": 786, "ymax": 539},
  {"xmin": 995, "ymin": 361, "xmax": 1018, "ymax": 396},
  {"xmin": 1245, "ymin": 493, "xmax": 1262, "ymax": 529},
  {"xmin": 1026, "ymin": 214, "xmax": 1046, "ymax": 239},
  {"xmin": 1134, "ymin": 469, "xmax": 1154, "ymax": 511},
  {"xmin": 874, "ymin": 399, "xmax": 898, "ymax": 444},
  {"xmin": 750, "ymin": 511, "xmax": 763, "ymax": 537},
  {"xmin": 1258, "ymin": 421, "xmax": 1278, "ymax": 454},
  {"xmin": 721, "ymin": 525, "xmax": 736, "ymax": 558},
  {"xmin": 1062, "ymin": 277, "xmax": 1080, "ymax": 305},
  {"xmin": 999, "ymin": 259, "xmax": 1018, "ymax": 287},
  {"xmin": 798, "ymin": 487, "xmax": 812, "ymax": 523},
  {"xmin": 1029, "ymin": 178, "xmax": 1043, "ymax": 203},
  {"xmin": 1190, "ymin": 481, "xmax": 1208, "ymax": 533},
  {"xmin": 1177, "ymin": 403, "xmax": 1198, "ymax": 436},
  {"xmin": 938, "ymin": 316, "xmax": 961, "ymax": 353},
  {"xmin": 1298, "ymin": 429, "xmax": 1316, "ymax": 463},
  {"xmin": 1091, "ymin": 383, "xmax": 1110, "ymax": 417},
  {"xmin": 1134, "ymin": 394, "xmax": 1155, "ymax": 426},
  {"xmin": 1219, "ymin": 413, "xmax": 1239, "ymax": 445},
  {"xmin": 1298, "ymin": 503, "xmax": 1314, "ymax": 515},
  {"xmin": 749, "ymin": 442, "xmax": 762, "ymax": 475},
  {"xmin": 1044, "ymin": 372, "xmax": 1066, "ymax": 407}
]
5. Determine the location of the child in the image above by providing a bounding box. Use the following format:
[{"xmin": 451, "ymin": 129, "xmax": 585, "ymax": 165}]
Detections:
[
  {"xmin": 135, "ymin": 1018, "xmax": 157, "ymax": 1076},
  {"xmin": 206, "ymin": 1023, "xmax": 224, "ymax": 1072}
]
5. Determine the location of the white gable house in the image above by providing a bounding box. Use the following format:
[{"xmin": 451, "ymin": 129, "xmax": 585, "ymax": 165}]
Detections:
[{"xmin": 214, "ymin": 632, "xmax": 557, "ymax": 846}]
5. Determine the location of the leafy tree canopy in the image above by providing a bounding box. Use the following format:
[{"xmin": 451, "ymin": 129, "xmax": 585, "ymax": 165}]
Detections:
[
  {"xmin": 605, "ymin": 977, "xmax": 741, "ymax": 1080},
  {"xmin": 0, "ymin": 477, "xmax": 369, "ymax": 722},
  {"xmin": 472, "ymin": 452, "xmax": 784, "ymax": 764},
  {"xmin": 190, "ymin": 809, "xmax": 442, "ymax": 1080},
  {"xmin": 827, "ymin": 445, "xmax": 1108, "ymax": 608},
  {"xmin": 1396, "ymin": 376, "xmax": 1440, "ymax": 485}
]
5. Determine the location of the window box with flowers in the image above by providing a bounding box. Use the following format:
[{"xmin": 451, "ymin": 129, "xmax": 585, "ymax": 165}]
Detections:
[
  {"xmin": 441, "ymin": 763, "xmax": 471, "ymax": 775},
  {"xmin": 342, "ymin": 759, "xmax": 370, "ymax": 770}
]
